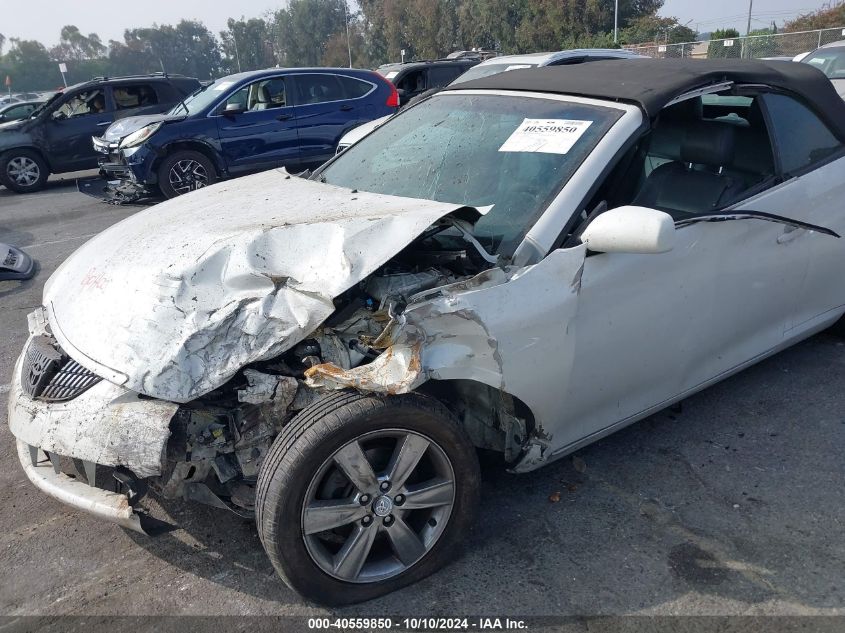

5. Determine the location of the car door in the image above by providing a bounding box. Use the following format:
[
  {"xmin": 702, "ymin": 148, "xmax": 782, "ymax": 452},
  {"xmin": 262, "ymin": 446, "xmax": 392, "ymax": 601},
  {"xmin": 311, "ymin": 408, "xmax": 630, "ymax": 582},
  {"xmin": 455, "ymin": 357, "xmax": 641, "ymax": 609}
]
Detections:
[
  {"xmin": 42, "ymin": 87, "xmax": 113, "ymax": 171},
  {"xmin": 290, "ymin": 73, "xmax": 362, "ymax": 168},
  {"xmin": 550, "ymin": 95, "xmax": 813, "ymax": 452},
  {"xmin": 754, "ymin": 92, "xmax": 845, "ymax": 333},
  {"xmin": 215, "ymin": 75, "xmax": 300, "ymax": 174}
]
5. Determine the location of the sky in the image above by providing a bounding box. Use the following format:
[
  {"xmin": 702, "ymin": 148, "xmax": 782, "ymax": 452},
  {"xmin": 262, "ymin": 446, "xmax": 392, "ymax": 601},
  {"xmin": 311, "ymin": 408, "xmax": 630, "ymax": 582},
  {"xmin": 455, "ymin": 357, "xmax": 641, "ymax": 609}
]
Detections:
[{"xmin": 0, "ymin": 0, "xmax": 836, "ymax": 46}]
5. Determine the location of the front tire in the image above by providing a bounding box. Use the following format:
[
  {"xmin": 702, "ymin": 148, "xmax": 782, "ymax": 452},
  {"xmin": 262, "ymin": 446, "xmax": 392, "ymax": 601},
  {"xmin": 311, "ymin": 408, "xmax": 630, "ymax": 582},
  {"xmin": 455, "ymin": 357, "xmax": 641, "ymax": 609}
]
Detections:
[
  {"xmin": 157, "ymin": 150, "xmax": 217, "ymax": 198},
  {"xmin": 0, "ymin": 149, "xmax": 49, "ymax": 193},
  {"xmin": 256, "ymin": 391, "xmax": 480, "ymax": 605}
]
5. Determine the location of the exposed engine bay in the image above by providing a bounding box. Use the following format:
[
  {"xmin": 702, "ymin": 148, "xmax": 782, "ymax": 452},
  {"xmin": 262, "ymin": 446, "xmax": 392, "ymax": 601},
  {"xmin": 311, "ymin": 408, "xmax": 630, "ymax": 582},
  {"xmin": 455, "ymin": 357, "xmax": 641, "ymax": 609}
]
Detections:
[{"xmin": 156, "ymin": 220, "xmax": 512, "ymax": 515}]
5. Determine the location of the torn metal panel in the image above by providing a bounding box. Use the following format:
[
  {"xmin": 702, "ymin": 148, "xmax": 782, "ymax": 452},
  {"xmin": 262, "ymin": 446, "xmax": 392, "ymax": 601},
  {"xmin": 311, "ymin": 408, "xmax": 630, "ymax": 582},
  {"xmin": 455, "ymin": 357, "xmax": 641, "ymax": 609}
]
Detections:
[
  {"xmin": 7, "ymin": 338, "xmax": 177, "ymax": 478},
  {"xmin": 305, "ymin": 342, "xmax": 423, "ymax": 395},
  {"xmin": 303, "ymin": 246, "xmax": 586, "ymax": 473},
  {"xmin": 41, "ymin": 171, "xmax": 473, "ymax": 403},
  {"xmin": 238, "ymin": 369, "xmax": 298, "ymax": 407}
]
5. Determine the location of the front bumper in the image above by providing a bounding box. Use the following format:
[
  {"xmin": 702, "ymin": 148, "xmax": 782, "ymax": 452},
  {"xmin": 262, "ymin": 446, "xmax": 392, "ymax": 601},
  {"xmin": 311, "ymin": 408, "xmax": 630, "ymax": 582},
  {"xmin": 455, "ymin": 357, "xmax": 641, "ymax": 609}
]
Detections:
[
  {"xmin": 8, "ymin": 312, "xmax": 180, "ymax": 531},
  {"xmin": 93, "ymin": 135, "xmax": 156, "ymax": 184},
  {"xmin": 16, "ymin": 440, "xmax": 147, "ymax": 533}
]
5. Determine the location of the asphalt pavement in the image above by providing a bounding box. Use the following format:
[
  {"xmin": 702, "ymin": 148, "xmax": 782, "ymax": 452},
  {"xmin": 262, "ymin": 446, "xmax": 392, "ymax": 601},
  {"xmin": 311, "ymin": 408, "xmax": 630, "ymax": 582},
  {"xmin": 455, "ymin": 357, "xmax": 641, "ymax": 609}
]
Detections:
[{"xmin": 0, "ymin": 174, "xmax": 843, "ymax": 620}]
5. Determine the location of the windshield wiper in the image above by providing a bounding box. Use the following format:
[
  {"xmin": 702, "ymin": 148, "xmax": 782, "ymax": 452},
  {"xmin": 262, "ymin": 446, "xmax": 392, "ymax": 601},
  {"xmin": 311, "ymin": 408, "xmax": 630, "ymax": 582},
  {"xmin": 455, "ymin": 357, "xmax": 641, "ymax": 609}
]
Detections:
[{"xmin": 675, "ymin": 210, "xmax": 840, "ymax": 238}]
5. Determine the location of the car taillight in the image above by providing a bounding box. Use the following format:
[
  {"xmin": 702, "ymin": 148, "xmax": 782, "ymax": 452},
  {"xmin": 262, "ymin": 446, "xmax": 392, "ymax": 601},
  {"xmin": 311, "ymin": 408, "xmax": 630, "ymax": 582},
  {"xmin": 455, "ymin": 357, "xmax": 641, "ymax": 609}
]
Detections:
[{"xmin": 385, "ymin": 82, "xmax": 400, "ymax": 108}]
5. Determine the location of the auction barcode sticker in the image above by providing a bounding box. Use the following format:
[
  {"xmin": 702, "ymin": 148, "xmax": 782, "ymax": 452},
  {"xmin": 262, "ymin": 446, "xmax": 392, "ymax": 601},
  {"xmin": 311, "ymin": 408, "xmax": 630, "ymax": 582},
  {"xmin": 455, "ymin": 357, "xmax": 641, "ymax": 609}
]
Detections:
[{"xmin": 499, "ymin": 118, "xmax": 593, "ymax": 154}]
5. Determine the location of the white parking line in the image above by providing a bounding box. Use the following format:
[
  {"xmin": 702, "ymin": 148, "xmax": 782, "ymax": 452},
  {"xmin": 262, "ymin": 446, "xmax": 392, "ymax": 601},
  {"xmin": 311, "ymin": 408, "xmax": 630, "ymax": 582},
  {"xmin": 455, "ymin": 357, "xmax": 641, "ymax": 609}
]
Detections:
[{"xmin": 23, "ymin": 233, "xmax": 99, "ymax": 250}]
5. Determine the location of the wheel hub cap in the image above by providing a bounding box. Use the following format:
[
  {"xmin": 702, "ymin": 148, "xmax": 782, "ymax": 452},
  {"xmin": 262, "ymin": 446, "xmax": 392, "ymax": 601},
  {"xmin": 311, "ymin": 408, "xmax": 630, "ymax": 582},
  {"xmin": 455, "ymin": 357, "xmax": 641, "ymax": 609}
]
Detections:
[
  {"xmin": 7, "ymin": 157, "xmax": 39, "ymax": 186},
  {"xmin": 372, "ymin": 495, "xmax": 393, "ymax": 517}
]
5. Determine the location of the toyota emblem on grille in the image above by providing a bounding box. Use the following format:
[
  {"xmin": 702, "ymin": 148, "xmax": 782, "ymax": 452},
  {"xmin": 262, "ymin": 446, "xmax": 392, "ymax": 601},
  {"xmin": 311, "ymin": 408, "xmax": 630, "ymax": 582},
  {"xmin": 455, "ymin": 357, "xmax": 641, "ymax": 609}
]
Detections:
[{"xmin": 22, "ymin": 336, "xmax": 63, "ymax": 399}]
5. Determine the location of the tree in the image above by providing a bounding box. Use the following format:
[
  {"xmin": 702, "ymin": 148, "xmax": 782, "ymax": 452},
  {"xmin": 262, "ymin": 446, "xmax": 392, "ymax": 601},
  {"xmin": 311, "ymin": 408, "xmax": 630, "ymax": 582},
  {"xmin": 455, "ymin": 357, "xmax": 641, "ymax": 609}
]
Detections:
[
  {"xmin": 783, "ymin": 5, "xmax": 845, "ymax": 32},
  {"xmin": 456, "ymin": 0, "xmax": 527, "ymax": 52},
  {"xmin": 51, "ymin": 25, "xmax": 106, "ymax": 61},
  {"xmin": 273, "ymin": 0, "xmax": 347, "ymax": 67},
  {"xmin": 620, "ymin": 15, "xmax": 696, "ymax": 45},
  {"xmin": 116, "ymin": 21, "xmax": 222, "ymax": 79},
  {"xmin": 3, "ymin": 39, "xmax": 57, "ymax": 91},
  {"xmin": 220, "ymin": 17, "xmax": 276, "ymax": 74},
  {"xmin": 0, "ymin": 33, "xmax": 5, "ymax": 56},
  {"xmin": 707, "ymin": 28, "xmax": 741, "ymax": 59}
]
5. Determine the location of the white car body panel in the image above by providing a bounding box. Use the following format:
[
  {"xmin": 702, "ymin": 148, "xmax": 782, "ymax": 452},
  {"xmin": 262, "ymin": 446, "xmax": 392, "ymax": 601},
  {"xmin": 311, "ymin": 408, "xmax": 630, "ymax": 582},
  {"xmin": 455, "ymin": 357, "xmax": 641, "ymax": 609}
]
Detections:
[
  {"xmin": 336, "ymin": 115, "xmax": 392, "ymax": 151},
  {"xmin": 42, "ymin": 170, "xmax": 472, "ymax": 402}
]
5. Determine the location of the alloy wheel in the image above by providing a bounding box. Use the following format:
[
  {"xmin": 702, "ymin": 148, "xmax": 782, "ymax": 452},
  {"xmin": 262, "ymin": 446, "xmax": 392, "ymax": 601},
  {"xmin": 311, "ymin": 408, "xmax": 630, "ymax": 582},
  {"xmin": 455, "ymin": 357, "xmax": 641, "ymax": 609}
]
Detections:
[
  {"xmin": 168, "ymin": 159, "xmax": 208, "ymax": 195},
  {"xmin": 301, "ymin": 429, "xmax": 455, "ymax": 583},
  {"xmin": 6, "ymin": 156, "xmax": 40, "ymax": 187}
]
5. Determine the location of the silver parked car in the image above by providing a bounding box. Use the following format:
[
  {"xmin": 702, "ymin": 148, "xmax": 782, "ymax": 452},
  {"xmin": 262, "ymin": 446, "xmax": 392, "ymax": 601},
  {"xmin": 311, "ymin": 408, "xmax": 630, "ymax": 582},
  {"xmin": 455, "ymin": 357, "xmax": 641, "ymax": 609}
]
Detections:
[{"xmin": 9, "ymin": 59, "xmax": 845, "ymax": 604}]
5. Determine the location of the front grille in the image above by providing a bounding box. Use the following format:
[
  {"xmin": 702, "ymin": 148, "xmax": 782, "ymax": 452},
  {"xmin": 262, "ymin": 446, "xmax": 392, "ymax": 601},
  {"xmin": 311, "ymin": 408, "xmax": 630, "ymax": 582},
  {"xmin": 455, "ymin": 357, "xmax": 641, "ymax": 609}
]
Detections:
[
  {"xmin": 21, "ymin": 335, "xmax": 101, "ymax": 402},
  {"xmin": 2, "ymin": 248, "xmax": 17, "ymax": 267}
]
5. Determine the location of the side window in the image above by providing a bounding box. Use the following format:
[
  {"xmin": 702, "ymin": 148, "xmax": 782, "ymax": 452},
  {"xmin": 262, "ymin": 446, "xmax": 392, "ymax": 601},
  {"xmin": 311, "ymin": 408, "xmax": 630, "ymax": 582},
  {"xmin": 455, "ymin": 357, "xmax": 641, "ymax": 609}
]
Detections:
[
  {"xmin": 224, "ymin": 77, "xmax": 288, "ymax": 112},
  {"xmin": 6, "ymin": 104, "xmax": 33, "ymax": 118},
  {"xmin": 762, "ymin": 93, "xmax": 842, "ymax": 174},
  {"xmin": 51, "ymin": 88, "xmax": 108, "ymax": 120},
  {"xmin": 112, "ymin": 83, "xmax": 159, "ymax": 110},
  {"xmin": 396, "ymin": 70, "xmax": 426, "ymax": 93},
  {"xmin": 429, "ymin": 66, "xmax": 460, "ymax": 86},
  {"xmin": 337, "ymin": 75, "xmax": 374, "ymax": 99},
  {"xmin": 295, "ymin": 74, "xmax": 344, "ymax": 105}
]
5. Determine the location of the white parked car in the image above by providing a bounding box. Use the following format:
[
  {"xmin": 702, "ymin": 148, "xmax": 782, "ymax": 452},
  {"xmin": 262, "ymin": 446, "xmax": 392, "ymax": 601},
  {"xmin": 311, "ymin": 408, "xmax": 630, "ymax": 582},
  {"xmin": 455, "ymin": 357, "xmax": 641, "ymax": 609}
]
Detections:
[
  {"xmin": 449, "ymin": 48, "xmax": 646, "ymax": 85},
  {"xmin": 801, "ymin": 40, "xmax": 845, "ymax": 97},
  {"xmin": 9, "ymin": 59, "xmax": 845, "ymax": 605},
  {"xmin": 336, "ymin": 48, "xmax": 646, "ymax": 154}
]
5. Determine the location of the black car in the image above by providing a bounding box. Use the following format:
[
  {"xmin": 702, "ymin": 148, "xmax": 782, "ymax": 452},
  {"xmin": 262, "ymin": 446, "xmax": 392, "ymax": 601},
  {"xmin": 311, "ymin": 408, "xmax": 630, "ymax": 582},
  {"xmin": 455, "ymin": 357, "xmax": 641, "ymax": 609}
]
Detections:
[
  {"xmin": 0, "ymin": 73, "xmax": 200, "ymax": 193},
  {"xmin": 376, "ymin": 59, "xmax": 479, "ymax": 105}
]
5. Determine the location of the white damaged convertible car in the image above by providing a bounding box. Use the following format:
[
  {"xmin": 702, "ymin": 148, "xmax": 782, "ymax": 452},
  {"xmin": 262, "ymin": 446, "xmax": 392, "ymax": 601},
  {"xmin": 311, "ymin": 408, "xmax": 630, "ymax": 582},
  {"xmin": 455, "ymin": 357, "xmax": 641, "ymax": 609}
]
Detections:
[{"xmin": 9, "ymin": 59, "xmax": 845, "ymax": 604}]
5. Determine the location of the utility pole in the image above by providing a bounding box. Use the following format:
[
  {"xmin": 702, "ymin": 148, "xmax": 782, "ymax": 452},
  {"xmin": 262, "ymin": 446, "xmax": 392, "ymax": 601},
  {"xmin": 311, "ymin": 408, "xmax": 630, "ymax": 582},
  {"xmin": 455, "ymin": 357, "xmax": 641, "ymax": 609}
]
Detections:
[
  {"xmin": 344, "ymin": 0, "xmax": 353, "ymax": 68},
  {"xmin": 746, "ymin": 0, "xmax": 753, "ymax": 36},
  {"xmin": 233, "ymin": 33, "xmax": 242, "ymax": 73},
  {"xmin": 614, "ymin": 0, "xmax": 619, "ymax": 43}
]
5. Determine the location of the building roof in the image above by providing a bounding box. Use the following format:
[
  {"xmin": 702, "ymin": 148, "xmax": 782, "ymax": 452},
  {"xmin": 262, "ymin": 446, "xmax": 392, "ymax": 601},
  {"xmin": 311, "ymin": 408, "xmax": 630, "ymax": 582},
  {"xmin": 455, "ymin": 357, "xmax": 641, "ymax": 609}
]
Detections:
[{"xmin": 445, "ymin": 58, "xmax": 845, "ymax": 138}]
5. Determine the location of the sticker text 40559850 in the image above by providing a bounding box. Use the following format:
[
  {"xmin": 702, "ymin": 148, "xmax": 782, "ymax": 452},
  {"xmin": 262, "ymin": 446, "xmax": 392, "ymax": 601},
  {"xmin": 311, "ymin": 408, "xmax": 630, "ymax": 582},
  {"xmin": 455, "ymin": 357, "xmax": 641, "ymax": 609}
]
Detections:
[{"xmin": 498, "ymin": 118, "xmax": 593, "ymax": 154}]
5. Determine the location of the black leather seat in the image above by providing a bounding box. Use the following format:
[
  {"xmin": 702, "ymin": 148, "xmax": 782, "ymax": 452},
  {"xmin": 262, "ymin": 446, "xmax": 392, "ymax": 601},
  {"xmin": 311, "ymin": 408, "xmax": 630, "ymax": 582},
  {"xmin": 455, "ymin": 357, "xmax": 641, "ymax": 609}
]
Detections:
[{"xmin": 633, "ymin": 121, "xmax": 746, "ymax": 217}]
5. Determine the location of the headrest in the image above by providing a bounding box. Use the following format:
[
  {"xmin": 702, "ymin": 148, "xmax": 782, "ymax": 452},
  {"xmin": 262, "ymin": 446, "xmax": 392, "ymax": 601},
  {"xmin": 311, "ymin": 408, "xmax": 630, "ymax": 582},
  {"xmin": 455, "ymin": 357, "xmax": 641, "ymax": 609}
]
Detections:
[
  {"xmin": 257, "ymin": 86, "xmax": 272, "ymax": 103},
  {"xmin": 660, "ymin": 97, "xmax": 703, "ymax": 122},
  {"xmin": 681, "ymin": 121, "xmax": 736, "ymax": 166}
]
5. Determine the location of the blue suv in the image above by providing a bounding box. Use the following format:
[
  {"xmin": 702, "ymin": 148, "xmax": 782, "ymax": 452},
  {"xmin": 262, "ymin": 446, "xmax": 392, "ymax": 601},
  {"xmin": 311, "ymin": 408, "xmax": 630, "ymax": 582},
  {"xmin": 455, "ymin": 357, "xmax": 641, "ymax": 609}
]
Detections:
[{"xmin": 94, "ymin": 68, "xmax": 399, "ymax": 199}]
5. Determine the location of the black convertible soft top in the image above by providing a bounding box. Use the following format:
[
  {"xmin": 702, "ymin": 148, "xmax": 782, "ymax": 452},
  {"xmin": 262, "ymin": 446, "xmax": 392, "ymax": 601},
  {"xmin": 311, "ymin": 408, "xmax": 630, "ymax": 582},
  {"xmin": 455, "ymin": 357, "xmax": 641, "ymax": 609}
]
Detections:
[{"xmin": 445, "ymin": 58, "xmax": 845, "ymax": 139}]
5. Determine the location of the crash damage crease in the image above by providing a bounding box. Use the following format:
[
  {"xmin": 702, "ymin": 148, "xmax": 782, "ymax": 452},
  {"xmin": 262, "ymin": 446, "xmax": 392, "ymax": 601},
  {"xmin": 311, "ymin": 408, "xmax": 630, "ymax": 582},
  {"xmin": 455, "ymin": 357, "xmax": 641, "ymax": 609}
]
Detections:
[
  {"xmin": 8, "ymin": 314, "xmax": 178, "ymax": 478},
  {"xmin": 41, "ymin": 171, "xmax": 478, "ymax": 403},
  {"xmin": 304, "ymin": 246, "xmax": 588, "ymax": 472}
]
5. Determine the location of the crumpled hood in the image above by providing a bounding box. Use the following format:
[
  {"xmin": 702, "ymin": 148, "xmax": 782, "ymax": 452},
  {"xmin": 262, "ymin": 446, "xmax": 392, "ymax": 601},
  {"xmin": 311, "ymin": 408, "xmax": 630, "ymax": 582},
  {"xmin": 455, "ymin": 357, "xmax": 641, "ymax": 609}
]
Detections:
[
  {"xmin": 43, "ymin": 170, "xmax": 466, "ymax": 403},
  {"xmin": 101, "ymin": 113, "xmax": 183, "ymax": 142}
]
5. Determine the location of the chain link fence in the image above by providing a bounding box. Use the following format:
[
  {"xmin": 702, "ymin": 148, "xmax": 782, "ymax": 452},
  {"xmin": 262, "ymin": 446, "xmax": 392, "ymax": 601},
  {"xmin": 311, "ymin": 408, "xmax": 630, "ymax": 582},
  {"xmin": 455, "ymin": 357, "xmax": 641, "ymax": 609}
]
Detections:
[{"xmin": 623, "ymin": 27, "xmax": 845, "ymax": 60}]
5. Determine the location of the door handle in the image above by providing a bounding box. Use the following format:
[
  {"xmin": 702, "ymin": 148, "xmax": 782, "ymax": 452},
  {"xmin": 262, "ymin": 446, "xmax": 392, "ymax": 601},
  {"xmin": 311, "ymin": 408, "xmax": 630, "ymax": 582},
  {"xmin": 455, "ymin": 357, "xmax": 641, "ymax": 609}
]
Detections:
[
  {"xmin": 339, "ymin": 105, "xmax": 353, "ymax": 111},
  {"xmin": 276, "ymin": 113, "xmax": 292, "ymax": 121}
]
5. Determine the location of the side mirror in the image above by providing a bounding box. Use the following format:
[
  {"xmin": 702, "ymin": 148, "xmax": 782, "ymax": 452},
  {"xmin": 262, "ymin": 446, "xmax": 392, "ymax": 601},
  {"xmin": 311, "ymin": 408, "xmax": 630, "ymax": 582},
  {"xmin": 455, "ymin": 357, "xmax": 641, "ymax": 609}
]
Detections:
[
  {"xmin": 580, "ymin": 206, "xmax": 675, "ymax": 254},
  {"xmin": 223, "ymin": 102, "xmax": 246, "ymax": 116}
]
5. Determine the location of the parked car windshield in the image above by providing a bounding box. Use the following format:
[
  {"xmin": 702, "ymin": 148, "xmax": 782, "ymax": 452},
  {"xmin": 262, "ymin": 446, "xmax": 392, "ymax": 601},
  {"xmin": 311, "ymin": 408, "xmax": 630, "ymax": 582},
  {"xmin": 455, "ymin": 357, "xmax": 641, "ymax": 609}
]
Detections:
[
  {"xmin": 320, "ymin": 93, "xmax": 622, "ymax": 255},
  {"xmin": 804, "ymin": 47, "xmax": 845, "ymax": 79},
  {"xmin": 450, "ymin": 63, "xmax": 539, "ymax": 84},
  {"xmin": 168, "ymin": 79, "xmax": 229, "ymax": 115}
]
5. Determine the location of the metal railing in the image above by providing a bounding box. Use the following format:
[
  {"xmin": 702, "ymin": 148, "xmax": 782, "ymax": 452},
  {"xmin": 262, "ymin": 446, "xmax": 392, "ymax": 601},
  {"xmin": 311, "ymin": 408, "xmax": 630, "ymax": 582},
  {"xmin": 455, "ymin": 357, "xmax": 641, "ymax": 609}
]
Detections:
[{"xmin": 624, "ymin": 27, "xmax": 845, "ymax": 60}]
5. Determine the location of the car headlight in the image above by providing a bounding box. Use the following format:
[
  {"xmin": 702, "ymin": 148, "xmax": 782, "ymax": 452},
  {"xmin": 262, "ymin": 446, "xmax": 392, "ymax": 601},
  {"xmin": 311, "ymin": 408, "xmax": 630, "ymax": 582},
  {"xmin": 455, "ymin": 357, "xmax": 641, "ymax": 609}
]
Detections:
[{"xmin": 119, "ymin": 122, "xmax": 162, "ymax": 149}]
